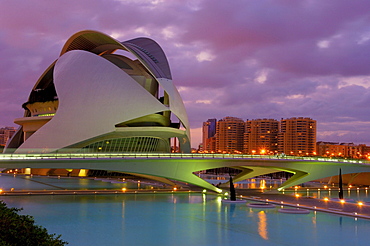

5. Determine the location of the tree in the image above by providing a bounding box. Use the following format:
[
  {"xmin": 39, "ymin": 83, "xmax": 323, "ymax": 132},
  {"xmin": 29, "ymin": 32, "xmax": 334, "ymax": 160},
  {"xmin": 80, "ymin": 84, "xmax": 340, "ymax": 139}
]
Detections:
[{"xmin": 0, "ymin": 201, "xmax": 68, "ymax": 245}]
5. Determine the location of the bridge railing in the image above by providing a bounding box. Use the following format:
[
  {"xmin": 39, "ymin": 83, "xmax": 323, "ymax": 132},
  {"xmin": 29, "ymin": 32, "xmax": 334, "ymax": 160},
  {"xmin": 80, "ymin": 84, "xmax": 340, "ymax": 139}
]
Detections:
[{"xmin": 0, "ymin": 152, "xmax": 368, "ymax": 164}]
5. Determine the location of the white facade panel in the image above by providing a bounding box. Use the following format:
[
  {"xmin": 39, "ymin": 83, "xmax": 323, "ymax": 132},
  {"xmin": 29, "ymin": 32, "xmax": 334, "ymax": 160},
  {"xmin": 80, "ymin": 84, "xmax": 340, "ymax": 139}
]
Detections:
[{"xmin": 16, "ymin": 50, "xmax": 168, "ymax": 153}]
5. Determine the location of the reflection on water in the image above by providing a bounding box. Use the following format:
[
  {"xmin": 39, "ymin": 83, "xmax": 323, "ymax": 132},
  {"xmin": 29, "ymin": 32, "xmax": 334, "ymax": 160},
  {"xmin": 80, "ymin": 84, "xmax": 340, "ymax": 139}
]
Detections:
[
  {"xmin": 200, "ymin": 174, "xmax": 285, "ymax": 189},
  {"xmin": 0, "ymin": 174, "xmax": 167, "ymax": 191},
  {"xmin": 258, "ymin": 211, "xmax": 268, "ymax": 240},
  {"xmin": 1, "ymin": 193, "xmax": 370, "ymax": 246},
  {"xmin": 260, "ymin": 180, "xmax": 266, "ymax": 190},
  {"xmin": 312, "ymin": 211, "xmax": 317, "ymax": 227}
]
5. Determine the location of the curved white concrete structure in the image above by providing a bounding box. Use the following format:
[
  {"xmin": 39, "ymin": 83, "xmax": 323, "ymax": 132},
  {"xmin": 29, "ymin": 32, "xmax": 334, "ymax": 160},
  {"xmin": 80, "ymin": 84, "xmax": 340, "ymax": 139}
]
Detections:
[{"xmin": 5, "ymin": 30, "xmax": 190, "ymax": 154}]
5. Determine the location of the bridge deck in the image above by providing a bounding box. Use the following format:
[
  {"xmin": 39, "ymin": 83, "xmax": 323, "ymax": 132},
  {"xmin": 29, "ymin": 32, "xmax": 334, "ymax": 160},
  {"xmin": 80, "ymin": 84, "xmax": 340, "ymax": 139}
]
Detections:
[
  {"xmin": 1, "ymin": 153, "xmax": 370, "ymax": 193},
  {"xmin": 0, "ymin": 152, "xmax": 368, "ymax": 164}
]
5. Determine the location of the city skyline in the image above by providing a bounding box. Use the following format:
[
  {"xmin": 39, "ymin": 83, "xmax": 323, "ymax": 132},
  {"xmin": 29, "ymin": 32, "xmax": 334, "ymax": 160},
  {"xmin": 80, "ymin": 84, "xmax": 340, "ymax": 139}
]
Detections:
[
  {"xmin": 202, "ymin": 117, "xmax": 317, "ymax": 156},
  {"xmin": 1, "ymin": 1, "xmax": 370, "ymax": 148}
]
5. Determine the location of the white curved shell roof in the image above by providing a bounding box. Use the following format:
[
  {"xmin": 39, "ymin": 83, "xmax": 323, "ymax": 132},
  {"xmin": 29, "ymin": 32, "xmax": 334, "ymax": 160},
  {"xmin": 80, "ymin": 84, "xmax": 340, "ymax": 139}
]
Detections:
[{"xmin": 13, "ymin": 30, "xmax": 190, "ymax": 153}]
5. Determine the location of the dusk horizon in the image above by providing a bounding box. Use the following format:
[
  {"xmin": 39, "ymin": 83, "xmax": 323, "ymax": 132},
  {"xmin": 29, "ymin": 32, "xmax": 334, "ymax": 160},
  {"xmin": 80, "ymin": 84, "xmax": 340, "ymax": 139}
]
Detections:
[{"xmin": 1, "ymin": 0, "xmax": 370, "ymax": 148}]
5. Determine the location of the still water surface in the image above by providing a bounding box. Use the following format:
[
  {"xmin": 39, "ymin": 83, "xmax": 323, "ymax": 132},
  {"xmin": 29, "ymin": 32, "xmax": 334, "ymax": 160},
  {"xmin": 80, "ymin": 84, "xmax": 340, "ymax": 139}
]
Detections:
[
  {"xmin": 1, "ymin": 175, "xmax": 370, "ymax": 245},
  {"xmin": 1, "ymin": 193, "xmax": 370, "ymax": 245}
]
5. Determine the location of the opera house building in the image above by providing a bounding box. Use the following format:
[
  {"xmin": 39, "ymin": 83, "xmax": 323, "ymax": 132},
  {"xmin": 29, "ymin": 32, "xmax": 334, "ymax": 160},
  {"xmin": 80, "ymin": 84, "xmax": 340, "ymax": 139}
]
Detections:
[{"xmin": 5, "ymin": 30, "xmax": 190, "ymax": 155}]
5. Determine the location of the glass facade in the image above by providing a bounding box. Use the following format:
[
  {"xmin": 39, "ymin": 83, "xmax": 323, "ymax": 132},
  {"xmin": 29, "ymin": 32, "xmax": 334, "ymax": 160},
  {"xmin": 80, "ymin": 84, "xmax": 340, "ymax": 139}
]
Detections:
[{"xmin": 79, "ymin": 137, "xmax": 169, "ymax": 153}]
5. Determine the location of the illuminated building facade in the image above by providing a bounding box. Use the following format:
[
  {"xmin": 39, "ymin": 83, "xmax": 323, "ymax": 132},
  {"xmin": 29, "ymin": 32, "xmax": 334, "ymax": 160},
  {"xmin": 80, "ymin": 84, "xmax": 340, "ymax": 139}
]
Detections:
[
  {"xmin": 216, "ymin": 117, "xmax": 244, "ymax": 153},
  {"xmin": 202, "ymin": 118, "xmax": 217, "ymax": 152},
  {"xmin": 5, "ymin": 30, "xmax": 190, "ymax": 154},
  {"xmin": 278, "ymin": 117, "xmax": 316, "ymax": 155},
  {"xmin": 243, "ymin": 119, "xmax": 278, "ymax": 154},
  {"xmin": 0, "ymin": 127, "xmax": 16, "ymax": 146},
  {"xmin": 203, "ymin": 116, "xmax": 317, "ymax": 155},
  {"xmin": 317, "ymin": 141, "xmax": 370, "ymax": 159}
]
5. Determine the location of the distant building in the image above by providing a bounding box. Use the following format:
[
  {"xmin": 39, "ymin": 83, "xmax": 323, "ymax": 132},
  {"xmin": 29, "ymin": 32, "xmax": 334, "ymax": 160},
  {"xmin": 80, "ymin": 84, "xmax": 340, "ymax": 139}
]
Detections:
[
  {"xmin": 359, "ymin": 144, "xmax": 370, "ymax": 159},
  {"xmin": 202, "ymin": 119, "xmax": 217, "ymax": 152},
  {"xmin": 216, "ymin": 117, "xmax": 244, "ymax": 153},
  {"xmin": 278, "ymin": 117, "xmax": 316, "ymax": 155},
  {"xmin": 0, "ymin": 127, "xmax": 16, "ymax": 146},
  {"xmin": 317, "ymin": 141, "xmax": 369, "ymax": 159},
  {"xmin": 202, "ymin": 116, "xmax": 318, "ymax": 156},
  {"xmin": 244, "ymin": 119, "xmax": 279, "ymax": 154}
]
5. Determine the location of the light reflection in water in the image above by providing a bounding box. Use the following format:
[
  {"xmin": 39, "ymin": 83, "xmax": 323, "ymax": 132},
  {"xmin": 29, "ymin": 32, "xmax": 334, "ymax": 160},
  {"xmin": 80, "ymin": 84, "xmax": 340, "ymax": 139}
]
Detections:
[
  {"xmin": 172, "ymin": 194, "xmax": 177, "ymax": 204},
  {"xmin": 260, "ymin": 180, "xmax": 266, "ymax": 190},
  {"xmin": 357, "ymin": 188, "xmax": 360, "ymax": 200},
  {"xmin": 1, "ymin": 193, "xmax": 370, "ymax": 245},
  {"xmin": 258, "ymin": 211, "xmax": 268, "ymax": 240},
  {"xmin": 121, "ymin": 201, "xmax": 125, "ymax": 218},
  {"xmin": 216, "ymin": 196, "xmax": 222, "ymax": 213},
  {"xmin": 200, "ymin": 175, "xmax": 284, "ymax": 189},
  {"xmin": 202, "ymin": 194, "xmax": 206, "ymax": 215},
  {"xmin": 312, "ymin": 211, "xmax": 317, "ymax": 227},
  {"xmin": 202, "ymin": 194, "xmax": 206, "ymax": 203}
]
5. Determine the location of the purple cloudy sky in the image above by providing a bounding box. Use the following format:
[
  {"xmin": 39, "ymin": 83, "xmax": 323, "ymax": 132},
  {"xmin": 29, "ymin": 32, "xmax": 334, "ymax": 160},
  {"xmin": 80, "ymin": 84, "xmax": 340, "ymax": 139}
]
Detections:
[{"xmin": 1, "ymin": 0, "xmax": 370, "ymax": 148}]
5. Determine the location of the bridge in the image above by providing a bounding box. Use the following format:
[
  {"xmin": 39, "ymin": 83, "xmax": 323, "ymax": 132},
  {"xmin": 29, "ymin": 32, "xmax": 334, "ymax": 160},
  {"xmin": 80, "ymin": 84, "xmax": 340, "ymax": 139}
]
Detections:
[{"xmin": 0, "ymin": 153, "xmax": 369, "ymax": 193}]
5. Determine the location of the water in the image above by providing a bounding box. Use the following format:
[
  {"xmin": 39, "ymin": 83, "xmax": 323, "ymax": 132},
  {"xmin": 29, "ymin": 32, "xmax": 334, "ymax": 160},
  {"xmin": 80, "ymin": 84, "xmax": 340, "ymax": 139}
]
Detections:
[
  {"xmin": 1, "ymin": 193, "xmax": 370, "ymax": 246},
  {"xmin": 1, "ymin": 175, "xmax": 370, "ymax": 245},
  {"xmin": 0, "ymin": 174, "xmax": 161, "ymax": 191},
  {"xmin": 201, "ymin": 174, "xmax": 285, "ymax": 189},
  {"xmin": 202, "ymin": 174, "xmax": 370, "ymax": 202}
]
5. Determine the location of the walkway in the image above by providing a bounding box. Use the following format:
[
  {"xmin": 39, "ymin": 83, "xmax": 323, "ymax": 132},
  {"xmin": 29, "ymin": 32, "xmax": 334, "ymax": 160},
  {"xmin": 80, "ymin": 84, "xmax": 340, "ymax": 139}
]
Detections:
[
  {"xmin": 1, "ymin": 153, "xmax": 370, "ymax": 193},
  {"xmin": 1, "ymin": 186, "xmax": 370, "ymax": 220},
  {"xmin": 236, "ymin": 189, "xmax": 370, "ymax": 220}
]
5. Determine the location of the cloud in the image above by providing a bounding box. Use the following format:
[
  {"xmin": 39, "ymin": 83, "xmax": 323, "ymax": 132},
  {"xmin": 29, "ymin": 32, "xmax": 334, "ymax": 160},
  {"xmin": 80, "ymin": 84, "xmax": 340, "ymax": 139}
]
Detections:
[{"xmin": 1, "ymin": 0, "xmax": 370, "ymax": 148}]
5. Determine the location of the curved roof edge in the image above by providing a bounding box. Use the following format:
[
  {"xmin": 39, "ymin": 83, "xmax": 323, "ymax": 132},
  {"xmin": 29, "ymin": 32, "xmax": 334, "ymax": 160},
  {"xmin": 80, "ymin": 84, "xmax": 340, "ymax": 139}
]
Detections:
[
  {"xmin": 58, "ymin": 30, "xmax": 184, "ymax": 126},
  {"xmin": 122, "ymin": 38, "xmax": 171, "ymax": 79},
  {"xmin": 60, "ymin": 30, "xmax": 171, "ymax": 80}
]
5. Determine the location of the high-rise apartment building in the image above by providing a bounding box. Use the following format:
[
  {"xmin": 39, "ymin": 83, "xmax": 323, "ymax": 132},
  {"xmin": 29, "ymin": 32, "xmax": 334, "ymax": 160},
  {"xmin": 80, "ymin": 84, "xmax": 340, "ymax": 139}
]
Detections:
[
  {"xmin": 202, "ymin": 119, "xmax": 217, "ymax": 152},
  {"xmin": 202, "ymin": 116, "xmax": 317, "ymax": 156},
  {"xmin": 0, "ymin": 127, "xmax": 16, "ymax": 146},
  {"xmin": 244, "ymin": 119, "xmax": 279, "ymax": 154},
  {"xmin": 216, "ymin": 117, "xmax": 244, "ymax": 153},
  {"xmin": 278, "ymin": 117, "xmax": 316, "ymax": 155}
]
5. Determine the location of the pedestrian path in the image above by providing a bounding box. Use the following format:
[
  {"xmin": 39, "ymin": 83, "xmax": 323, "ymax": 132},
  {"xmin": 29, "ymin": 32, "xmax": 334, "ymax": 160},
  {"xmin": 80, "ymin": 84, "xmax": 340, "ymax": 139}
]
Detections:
[{"xmin": 236, "ymin": 189, "xmax": 370, "ymax": 220}]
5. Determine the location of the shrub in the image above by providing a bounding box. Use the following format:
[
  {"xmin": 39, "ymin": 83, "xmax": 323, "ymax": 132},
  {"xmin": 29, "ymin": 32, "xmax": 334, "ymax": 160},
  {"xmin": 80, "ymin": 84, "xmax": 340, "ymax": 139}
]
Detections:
[{"xmin": 0, "ymin": 201, "xmax": 68, "ymax": 245}]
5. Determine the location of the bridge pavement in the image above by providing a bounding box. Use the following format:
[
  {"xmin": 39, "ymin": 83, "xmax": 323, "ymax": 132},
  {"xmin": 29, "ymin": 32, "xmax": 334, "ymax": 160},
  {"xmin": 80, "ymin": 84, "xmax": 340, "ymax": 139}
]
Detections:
[{"xmin": 1, "ymin": 153, "xmax": 370, "ymax": 193}]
